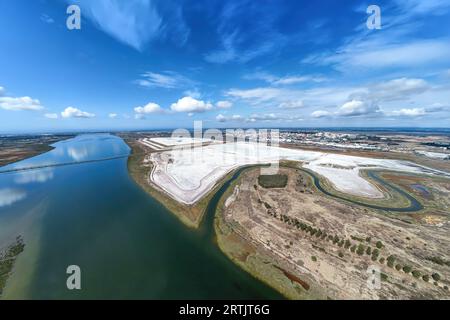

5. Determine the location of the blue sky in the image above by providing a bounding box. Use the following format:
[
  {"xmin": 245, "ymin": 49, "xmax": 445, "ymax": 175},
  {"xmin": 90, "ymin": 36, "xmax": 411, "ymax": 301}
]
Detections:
[{"xmin": 0, "ymin": 0, "xmax": 450, "ymax": 133}]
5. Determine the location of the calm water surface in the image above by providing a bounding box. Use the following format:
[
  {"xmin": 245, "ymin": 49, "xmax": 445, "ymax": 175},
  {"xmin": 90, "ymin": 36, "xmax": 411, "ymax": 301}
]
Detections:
[{"xmin": 0, "ymin": 134, "xmax": 281, "ymax": 299}]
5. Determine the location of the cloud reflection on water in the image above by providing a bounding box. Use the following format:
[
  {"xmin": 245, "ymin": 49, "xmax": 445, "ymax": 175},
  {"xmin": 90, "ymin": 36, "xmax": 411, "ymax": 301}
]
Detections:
[{"xmin": 0, "ymin": 188, "xmax": 27, "ymax": 207}]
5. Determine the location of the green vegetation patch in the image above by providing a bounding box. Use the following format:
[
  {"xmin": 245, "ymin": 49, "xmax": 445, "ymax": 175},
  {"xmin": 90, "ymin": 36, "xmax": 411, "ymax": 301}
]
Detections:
[
  {"xmin": 258, "ymin": 174, "xmax": 288, "ymax": 189},
  {"xmin": 0, "ymin": 236, "xmax": 25, "ymax": 296}
]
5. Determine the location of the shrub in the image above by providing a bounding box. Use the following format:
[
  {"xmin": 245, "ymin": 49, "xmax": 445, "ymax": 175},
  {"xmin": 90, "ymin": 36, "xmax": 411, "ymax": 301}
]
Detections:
[
  {"xmin": 344, "ymin": 240, "xmax": 351, "ymax": 249},
  {"xmin": 395, "ymin": 264, "xmax": 402, "ymax": 271},
  {"xmin": 372, "ymin": 249, "xmax": 380, "ymax": 256},
  {"xmin": 350, "ymin": 245, "xmax": 356, "ymax": 253},
  {"xmin": 402, "ymin": 266, "xmax": 412, "ymax": 274},
  {"xmin": 422, "ymin": 275, "xmax": 429, "ymax": 282},
  {"xmin": 379, "ymin": 257, "xmax": 385, "ymax": 264},
  {"xmin": 338, "ymin": 252, "xmax": 344, "ymax": 258},
  {"xmin": 366, "ymin": 237, "xmax": 371, "ymax": 243},
  {"xmin": 376, "ymin": 241, "xmax": 383, "ymax": 249},
  {"xmin": 431, "ymin": 273, "xmax": 441, "ymax": 282},
  {"xmin": 412, "ymin": 270, "xmax": 421, "ymax": 278},
  {"xmin": 311, "ymin": 256, "xmax": 317, "ymax": 262},
  {"xmin": 366, "ymin": 247, "xmax": 372, "ymax": 255},
  {"xmin": 357, "ymin": 244, "xmax": 365, "ymax": 256},
  {"xmin": 333, "ymin": 235, "xmax": 340, "ymax": 244},
  {"xmin": 387, "ymin": 255, "xmax": 396, "ymax": 268}
]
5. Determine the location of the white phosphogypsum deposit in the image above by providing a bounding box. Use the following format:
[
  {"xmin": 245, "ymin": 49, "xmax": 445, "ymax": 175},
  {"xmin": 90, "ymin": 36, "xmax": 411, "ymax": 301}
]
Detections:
[{"xmin": 149, "ymin": 139, "xmax": 450, "ymax": 205}]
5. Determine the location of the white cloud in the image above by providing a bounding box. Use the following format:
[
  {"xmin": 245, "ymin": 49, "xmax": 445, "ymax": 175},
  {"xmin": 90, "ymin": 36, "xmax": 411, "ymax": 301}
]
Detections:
[
  {"xmin": 216, "ymin": 100, "xmax": 233, "ymax": 109},
  {"xmin": 170, "ymin": 96, "xmax": 213, "ymax": 113},
  {"xmin": 227, "ymin": 87, "xmax": 284, "ymax": 104},
  {"xmin": 134, "ymin": 102, "xmax": 162, "ymax": 114},
  {"xmin": 387, "ymin": 108, "xmax": 427, "ymax": 117},
  {"xmin": 0, "ymin": 96, "xmax": 44, "ymax": 111},
  {"xmin": 61, "ymin": 107, "xmax": 95, "ymax": 118},
  {"xmin": 44, "ymin": 113, "xmax": 58, "ymax": 119},
  {"xmin": 279, "ymin": 100, "xmax": 304, "ymax": 109},
  {"xmin": 338, "ymin": 100, "xmax": 381, "ymax": 117},
  {"xmin": 368, "ymin": 78, "xmax": 429, "ymax": 101},
  {"xmin": 216, "ymin": 114, "xmax": 226, "ymax": 122},
  {"xmin": 73, "ymin": 0, "xmax": 162, "ymax": 51},
  {"xmin": 109, "ymin": 113, "xmax": 118, "ymax": 118},
  {"xmin": 216, "ymin": 114, "xmax": 243, "ymax": 122},
  {"xmin": 311, "ymin": 110, "xmax": 331, "ymax": 118},
  {"xmin": 137, "ymin": 72, "xmax": 178, "ymax": 88},
  {"xmin": 246, "ymin": 113, "xmax": 303, "ymax": 122}
]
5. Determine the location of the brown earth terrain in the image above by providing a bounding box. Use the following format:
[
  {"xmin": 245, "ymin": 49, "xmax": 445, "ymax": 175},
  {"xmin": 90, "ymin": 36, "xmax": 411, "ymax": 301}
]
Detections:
[
  {"xmin": 0, "ymin": 134, "xmax": 74, "ymax": 167},
  {"xmin": 215, "ymin": 166, "xmax": 450, "ymax": 299}
]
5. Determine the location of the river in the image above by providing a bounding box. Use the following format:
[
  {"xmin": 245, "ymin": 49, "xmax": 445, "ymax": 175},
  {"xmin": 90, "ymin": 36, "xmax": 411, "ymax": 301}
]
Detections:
[{"xmin": 0, "ymin": 134, "xmax": 282, "ymax": 299}]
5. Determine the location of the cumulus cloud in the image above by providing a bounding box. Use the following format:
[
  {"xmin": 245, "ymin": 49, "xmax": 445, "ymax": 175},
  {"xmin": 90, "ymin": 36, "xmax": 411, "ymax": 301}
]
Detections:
[
  {"xmin": 311, "ymin": 110, "xmax": 331, "ymax": 118},
  {"xmin": 216, "ymin": 114, "xmax": 242, "ymax": 122},
  {"xmin": 44, "ymin": 113, "xmax": 58, "ymax": 119},
  {"xmin": 109, "ymin": 113, "xmax": 118, "ymax": 118},
  {"xmin": 134, "ymin": 102, "xmax": 162, "ymax": 114},
  {"xmin": 0, "ymin": 96, "xmax": 44, "ymax": 111},
  {"xmin": 170, "ymin": 96, "xmax": 213, "ymax": 113},
  {"xmin": 61, "ymin": 107, "xmax": 95, "ymax": 118},
  {"xmin": 338, "ymin": 100, "xmax": 381, "ymax": 117},
  {"xmin": 216, "ymin": 114, "xmax": 226, "ymax": 122}
]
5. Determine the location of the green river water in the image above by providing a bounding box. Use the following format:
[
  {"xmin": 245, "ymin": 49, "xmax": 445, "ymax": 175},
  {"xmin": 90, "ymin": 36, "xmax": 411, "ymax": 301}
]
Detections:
[{"xmin": 0, "ymin": 134, "xmax": 282, "ymax": 299}]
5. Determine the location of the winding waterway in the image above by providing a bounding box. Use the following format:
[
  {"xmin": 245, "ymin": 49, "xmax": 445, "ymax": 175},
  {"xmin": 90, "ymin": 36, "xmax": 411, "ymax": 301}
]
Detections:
[{"xmin": 0, "ymin": 134, "xmax": 282, "ymax": 299}]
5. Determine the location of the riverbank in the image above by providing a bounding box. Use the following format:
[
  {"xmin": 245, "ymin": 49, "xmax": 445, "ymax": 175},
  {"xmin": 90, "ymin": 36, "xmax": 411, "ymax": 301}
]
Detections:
[
  {"xmin": 0, "ymin": 236, "xmax": 25, "ymax": 297},
  {"xmin": 0, "ymin": 134, "xmax": 74, "ymax": 168},
  {"xmin": 124, "ymin": 137, "xmax": 240, "ymax": 228}
]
